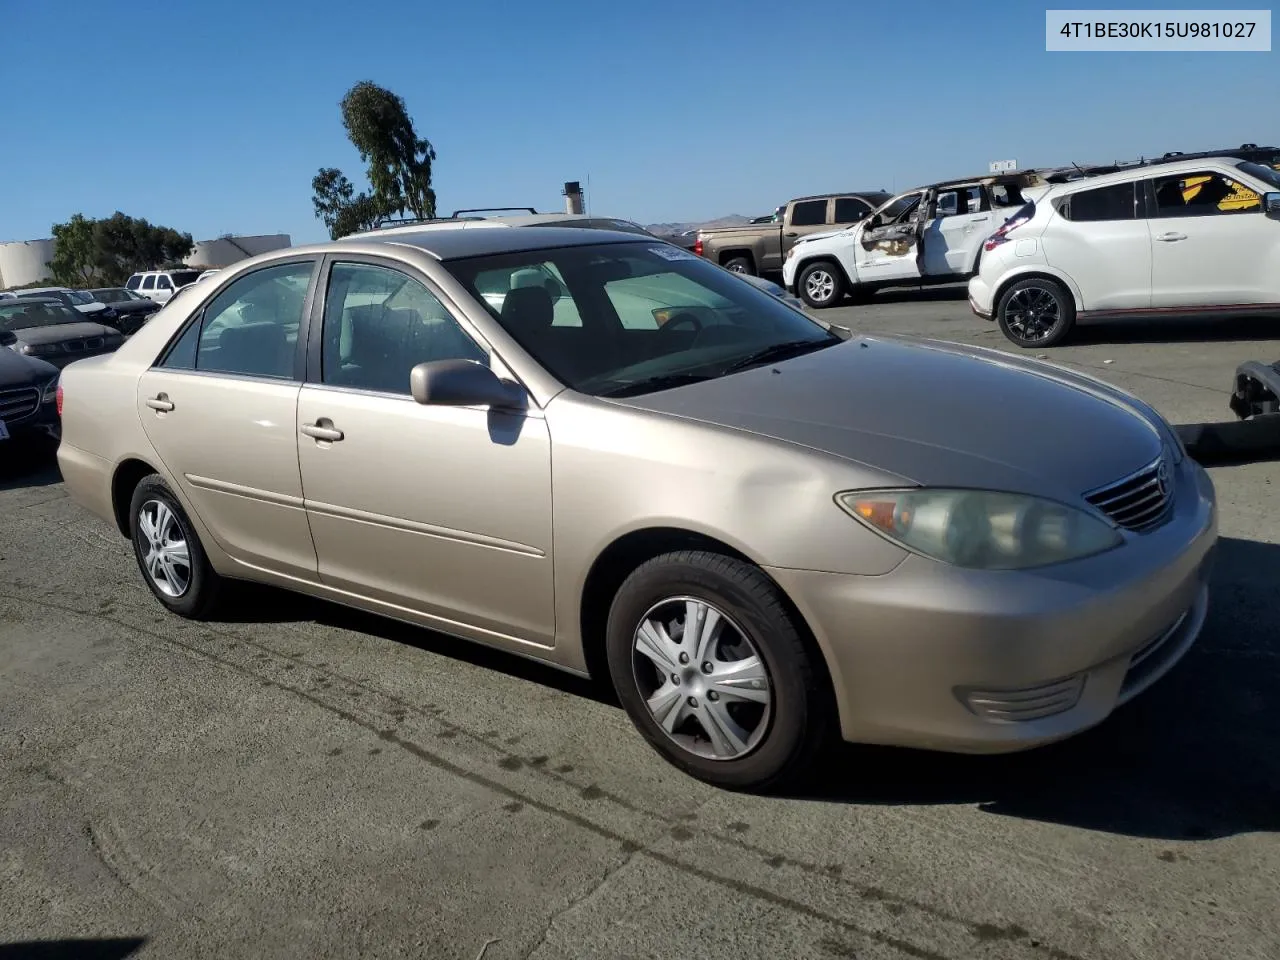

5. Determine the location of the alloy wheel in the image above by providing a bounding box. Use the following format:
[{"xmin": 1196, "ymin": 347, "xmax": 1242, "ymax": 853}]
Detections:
[
  {"xmin": 631, "ymin": 597, "xmax": 773, "ymax": 761},
  {"xmin": 138, "ymin": 499, "xmax": 191, "ymax": 598},
  {"xmin": 804, "ymin": 269, "xmax": 836, "ymax": 304},
  {"xmin": 1004, "ymin": 287, "xmax": 1061, "ymax": 341}
]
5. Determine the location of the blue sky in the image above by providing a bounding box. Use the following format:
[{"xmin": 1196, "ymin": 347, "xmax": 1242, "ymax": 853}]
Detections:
[{"xmin": 0, "ymin": 0, "xmax": 1274, "ymax": 245}]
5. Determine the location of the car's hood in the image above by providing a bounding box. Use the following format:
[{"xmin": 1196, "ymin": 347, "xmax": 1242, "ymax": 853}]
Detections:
[
  {"xmin": 12, "ymin": 321, "xmax": 117, "ymax": 345},
  {"xmin": 614, "ymin": 336, "xmax": 1167, "ymax": 500},
  {"xmin": 793, "ymin": 228, "xmax": 847, "ymax": 247},
  {"xmin": 109, "ymin": 299, "xmax": 158, "ymax": 315},
  {"xmin": 0, "ymin": 345, "xmax": 58, "ymax": 385}
]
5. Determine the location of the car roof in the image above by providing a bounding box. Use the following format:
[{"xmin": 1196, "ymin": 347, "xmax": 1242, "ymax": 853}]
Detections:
[
  {"xmin": 11, "ymin": 286, "xmax": 69, "ymax": 294},
  {"xmin": 1044, "ymin": 156, "xmax": 1250, "ymax": 194},
  {"xmin": 791, "ymin": 190, "xmax": 891, "ymax": 202},
  {"xmin": 361, "ymin": 226, "xmax": 658, "ymax": 261}
]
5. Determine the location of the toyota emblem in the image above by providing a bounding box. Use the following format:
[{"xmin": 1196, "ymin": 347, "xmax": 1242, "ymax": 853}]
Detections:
[{"xmin": 1156, "ymin": 459, "xmax": 1171, "ymax": 497}]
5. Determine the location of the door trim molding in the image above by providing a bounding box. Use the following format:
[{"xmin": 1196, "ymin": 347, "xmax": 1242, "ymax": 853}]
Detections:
[{"xmin": 304, "ymin": 498, "xmax": 546, "ymax": 557}]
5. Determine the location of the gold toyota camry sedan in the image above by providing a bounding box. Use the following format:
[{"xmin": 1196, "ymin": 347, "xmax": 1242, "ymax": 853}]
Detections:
[{"xmin": 56, "ymin": 227, "xmax": 1217, "ymax": 790}]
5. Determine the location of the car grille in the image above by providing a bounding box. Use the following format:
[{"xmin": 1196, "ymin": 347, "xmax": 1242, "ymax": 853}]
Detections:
[
  {"xmin": 0, "ymin": 386, "xmax": 40, "ymax": 422},
  {"xmin": 1083, "ymin": 455, "xmax": 1173, "ymax": 532},
  {"xmin": 61, "ymin": 337, "xmax": 105, "ymax": 353}
]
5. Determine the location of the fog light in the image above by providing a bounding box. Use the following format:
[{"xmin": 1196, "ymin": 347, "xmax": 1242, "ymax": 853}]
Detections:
[{"xmin": 958, "ymin": 674, "xmax": 1085, "ymax": 722}]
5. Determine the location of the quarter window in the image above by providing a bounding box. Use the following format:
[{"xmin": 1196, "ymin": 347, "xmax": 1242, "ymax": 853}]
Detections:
[
  {"xmin": 790, "ymin": 200, "xmax": 828, "ymax": 227},
  {"xmin": 181, "ymin": 261, "xmax": 313, "ymax": 378},
  {"xmin": 1151, "ymin": 171, "xmax": 1261, "ymax": 216},
  {"xmin": 1061, "ymin": 182, "xmax": 1138, "ymax": 222},
  {"xmin": 321, "ymin": 262, "xmax": 487, "ymax": 395}
]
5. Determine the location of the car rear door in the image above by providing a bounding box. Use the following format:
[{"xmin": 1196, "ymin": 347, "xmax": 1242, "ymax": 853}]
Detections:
[
  {"xmin": 1039, "ymin": 179, "xmax": 1152, "ymax": 311},
  {"xmin": 1145, "ymin": 168, "xmax": 1278, "ymax": 307},
  {"xmin": 135, "ymin": 258, "xmax": 321, "ymax": 580},
  {"xmin": 923, "ymin": 185, "xmax": 992, "ymax": 275},
  {"xmin": 294, "ymin": 255, "xmax": 555, "ymax": 650}
]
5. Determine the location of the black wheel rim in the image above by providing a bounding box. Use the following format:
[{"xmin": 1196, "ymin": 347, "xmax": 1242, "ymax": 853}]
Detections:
[{"xmin": 1005, "ymin": 287, "xmax": 1061, "ymax": 342}]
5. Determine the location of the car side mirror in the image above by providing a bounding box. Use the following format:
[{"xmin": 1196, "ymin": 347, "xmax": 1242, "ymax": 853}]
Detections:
[
  {"xmin": 410, "ymin": 359, "xmax": 526, "ymax": 410},
  {"xmin": 1265, "ymin": 192, "xmax": 1280, "ymax": 219},
  {"xmin": 0, "ymin": 330, "xmax": 16, "ymax": 348}
]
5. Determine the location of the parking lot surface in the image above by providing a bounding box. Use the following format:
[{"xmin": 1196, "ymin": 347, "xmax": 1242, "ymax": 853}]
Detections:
[{"xmin": 2, "ymin": 289, "xmax": 1278, "ymax": 960}]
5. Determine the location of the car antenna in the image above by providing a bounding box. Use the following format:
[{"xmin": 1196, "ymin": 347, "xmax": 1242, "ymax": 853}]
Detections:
[{"xmin": 1071, "ymin": 161, "xmax": 1086, "ymax": 178}]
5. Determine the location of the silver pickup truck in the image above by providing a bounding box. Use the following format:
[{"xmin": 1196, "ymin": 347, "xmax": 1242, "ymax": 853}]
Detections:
[{"xmin": 694, "ymin": 191, "xmax": 890, "ymax": 277}]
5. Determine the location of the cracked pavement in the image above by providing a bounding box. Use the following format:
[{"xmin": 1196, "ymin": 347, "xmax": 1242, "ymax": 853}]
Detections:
[{"xmin": 2, "ymin": 292, "xmax": 1278, "ymax": 959}]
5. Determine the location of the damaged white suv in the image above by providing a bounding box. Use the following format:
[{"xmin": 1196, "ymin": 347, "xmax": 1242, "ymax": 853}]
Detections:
[
  {"xmin": 969, "ymin": 156, "xmax": 1280, "ymax": 348},
  {"xmin": 782, "ymin": 174, "xmax": 1036, "ymax": 308}
]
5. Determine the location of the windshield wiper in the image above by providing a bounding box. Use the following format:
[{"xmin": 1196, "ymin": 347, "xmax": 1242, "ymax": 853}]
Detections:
[
  {"xmin": 596, "ymin": 373, "xmax": 716, "ymax": 398},
  {"xmin": 721, "ymin": 337, "xmax": 837, "ymax": 375}
]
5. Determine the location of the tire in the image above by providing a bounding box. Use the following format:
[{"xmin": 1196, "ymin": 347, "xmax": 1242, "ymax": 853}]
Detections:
[
  {"xmin": 996, "ymin": 277, "xmax": 1076, "ymax": 348},
  {"xmin": 797, "ymin": 261, "xmax": 845, "ymax": 309},
  {"xmin": 605, "ymin": 550, "xmax": 831, "ymax": 792},
  {"xmin": 722, "ymin": 256, "xmax": 755, "ymax": 276},
  {"xmin": 129, "ymin": 474, "xmax": 225, "ymax": 619}
]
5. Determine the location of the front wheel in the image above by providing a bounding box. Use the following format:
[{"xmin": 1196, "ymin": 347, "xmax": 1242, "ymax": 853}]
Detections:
[
  {"xmin": 605, "ymin": 551, "xmax": 830, "ymax": 791},
  {"xmin": 797, "ymin": 261, "xmax": 845, "ymax": 309},
  {"xmin": 996, "ymin": 277, "xmax": 1076, "ymax": 348}
]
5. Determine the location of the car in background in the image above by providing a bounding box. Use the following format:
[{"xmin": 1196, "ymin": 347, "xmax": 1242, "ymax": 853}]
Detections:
[
  {"xmin": 781, "ymin": 173, "xmax": 1038, "ymax": 309},
  {"xmin": 87, "ymin": 287, "xmax": 163, "ymax": 335},
  {"xmin": 970, "ymin": 157, "xmax": 1280, "ymax": 348},
  {"xmin": 0, "ymin": 297, "xmax": 124, "ymax": 369},
  {"xmin": 695, "ymin": 191, "xmax": 892, "ymax": 277},
  {"xmin": 125, "ymin": 269, "xmax": 204, "ymax": 304},
  {"xmin": 7, "ymin": 287, "xmax": 120, "ymax": 326},
  {"xmin": 0, "ymin": 343, "xmax": 60, "ymax": 444},
  {"xmin": 57, "ymin": 226, "xmax": 1214, "ymax": 791}
]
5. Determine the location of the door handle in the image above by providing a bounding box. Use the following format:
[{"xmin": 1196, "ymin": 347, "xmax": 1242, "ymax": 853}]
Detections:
[
  {"xmin": 784, "ymin": 231, "xmax": 799, "ymax": 237},
  {"xmin": 1155, "ymin": 232, "xmax": 1187, "ymax": 242},
  {"xmin": 301, "ymin": 420, "xmax": 344, "ymax": 442},
  {"xmin": 145, "ymin": 394, "xmax": 174, "ymax": 412}
]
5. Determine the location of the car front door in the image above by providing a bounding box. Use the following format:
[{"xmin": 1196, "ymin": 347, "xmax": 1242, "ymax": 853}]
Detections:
[
  {"xmin": 135, "ymin": 258, "xmax": 320, "ymax": 580},
  {"xmin": 294, "ymin": 257, "xmax": 555, "ymax": 650},
  {"xmin": 852, "ymin": 191, "xmax": 927, "ymax": 283},
  {"xmin": 153, "ymin": 275, "xmax": 174, "ymax": 303},
  {"xmin": 1146, "ymin": 168, "xmax": 1278, "ymax": 307}
]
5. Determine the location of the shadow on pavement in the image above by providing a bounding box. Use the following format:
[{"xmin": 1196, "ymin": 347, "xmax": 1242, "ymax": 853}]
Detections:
[
  {"xmin": 792, "ymin": 536, "xmax": 1280, "ymax": 840},
  {"xmin": 866, "ymin": 284, "xmax": 969, "ymax": 305},
  {"xmin": 0, "ymin": 939, "xmax": 146, "ymax": 960},
  {"xmin": 0, "ymin": 438, "xmax": 61, "ymax": 492},
  {"xmin": 1075, "ymin": 314, "xmax": 1280, "ymax": 346}
]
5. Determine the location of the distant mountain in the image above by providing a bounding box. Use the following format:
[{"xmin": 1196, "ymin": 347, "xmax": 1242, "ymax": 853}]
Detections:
[{"xmin": 644, "ymin": 215, "xmax": 754, "ymax": 238}]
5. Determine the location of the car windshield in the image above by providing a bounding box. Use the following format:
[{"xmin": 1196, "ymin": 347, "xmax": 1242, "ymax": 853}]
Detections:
[
  {"xmin": 443, "ymin": 240, "xmax": 839, "ymax": 397},
  {"xmin": 90, "ymin": 289, "xmax": 128, "ymax": 303},
  {"xmin": 0, "ymin": 300, "xmax": 85, "ymax": 331},
  {"xmin": 169, "ymin": 270, "xmax": 202, "ymax": 288},
  {"xmin": 64, "ymin": 290, "xmax": 96, "ymax": 305},
  {"xmin": 1239, "ymin": 161, "xmax": 1280, "ymax": 191}
]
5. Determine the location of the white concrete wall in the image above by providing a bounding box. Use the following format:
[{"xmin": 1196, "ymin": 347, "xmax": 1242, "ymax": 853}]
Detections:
[
  {"xmin": 187, "ymin": 234, "xmax": 292, "ymax": 268},
  {"xmin": 0, "ymin": 239, "xmax": 56, "ymax": 287}
]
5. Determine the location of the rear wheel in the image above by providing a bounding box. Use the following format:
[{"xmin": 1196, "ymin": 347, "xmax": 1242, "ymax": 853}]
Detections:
[
  {"xmin": 996, "ymin": 277, "xmax": 1076, "ymax": 348},
  {"xmin": 129, "ymin": 474, "xmax": 225, "ymax": 619},
  {"xmin": 605, "ymin": 550, "xmax": 830, "ymax": 791},
  {"xmin": 722, "ymin": 256, "xmax": 755, "ymax": 275},
  {"xmin": 798, "ymin": 261, "xmax": 845, "ymax": 309}
]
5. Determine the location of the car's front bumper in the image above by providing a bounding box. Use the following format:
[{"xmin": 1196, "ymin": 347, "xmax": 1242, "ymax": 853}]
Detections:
[
  {"xmin": 0, "ymin": 387, "xmax": 60, "ymax": 441},
  {"xmin": 767, "ymin": 456, "xmax": 1218, "ymax": 753}
]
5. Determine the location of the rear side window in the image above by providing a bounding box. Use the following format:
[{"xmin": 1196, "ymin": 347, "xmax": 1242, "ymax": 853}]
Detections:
[
  {"xmin": 1059, "ymin": 182, "xmax": 1138, "ymax": 222},
  {"xmin": 790, "ymin": 200, "xmax": 828, "ymax": 226}
]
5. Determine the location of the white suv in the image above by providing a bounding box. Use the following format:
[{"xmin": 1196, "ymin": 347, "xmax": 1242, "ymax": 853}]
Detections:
[
  {"xmin": 125, "ymin": 269, "xmax": 204, "ymax": 304},
  {"xmin": 969, "ymin": 157, "xmax": 1280, "ymax": 347}
]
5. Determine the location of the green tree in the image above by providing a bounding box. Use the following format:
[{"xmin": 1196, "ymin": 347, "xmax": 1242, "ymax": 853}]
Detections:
[
  {"xmin": 46, "ymin": 212, "xmax": 193, "ymax": 286},
  {"xmin": 311, "ymin": 81, "xmax": 438, "ymax": 239}
]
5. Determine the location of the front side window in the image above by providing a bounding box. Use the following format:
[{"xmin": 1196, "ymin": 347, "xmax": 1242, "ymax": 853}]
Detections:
[
  {"xmin": 1061, "ymin": 182, "xmax": 1137, "ymax": 222},
  {"xmin": 1151, "ymin": 170, "xmax": 1261, "ymax": 216},
  {"xmin": 444, "ymin": 242, "xmax": 839, "ymax": 397},
  {"xmin": 321, "ymin": 262, "xmax": 487, "ymax": 395},
  {"xmin": 790, "ymin": 200, "xmax": 828, "ymax": 226},
  {"xmin": 834, "ymin": 197, "xmax": 871, "ymax": 223},
  {"xmin": 156, "ymin": 276, "xmax": 173, "ymax": 290},
  {"xmin": 184, "ymin": 261, "xmax": 313, "ymax": 378}
]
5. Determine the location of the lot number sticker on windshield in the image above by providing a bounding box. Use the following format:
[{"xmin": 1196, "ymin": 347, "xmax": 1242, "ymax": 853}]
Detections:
[{"xmin": 649, "ymin": 246, "xmax": 699, "ymax": 261}]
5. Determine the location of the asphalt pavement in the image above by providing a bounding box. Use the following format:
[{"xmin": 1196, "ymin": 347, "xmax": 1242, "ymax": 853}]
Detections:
[{"xmin": 2, "ymin": 289, "xmax": 1278, "ymax": 960}]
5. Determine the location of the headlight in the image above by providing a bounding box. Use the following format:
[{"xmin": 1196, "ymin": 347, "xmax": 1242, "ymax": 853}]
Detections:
[
  {"xmin": 785, "ymin": 246, "xmax": 798, "ymax": 261},
  {"xmin": 20, "ymin": 343, "xmax": 60, "ymax": 357},
  {"xmin": 41, "ymin": 376, "xmax": 59, "ymax": 404},
  {"xmin": 836, "ymin": 488, "xmax": 1123, "ymax": 570}
]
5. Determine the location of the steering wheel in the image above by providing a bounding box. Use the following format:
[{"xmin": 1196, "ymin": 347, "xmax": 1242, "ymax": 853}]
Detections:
[{"xmin": 658, "ymin": 311, "xmax": 703, "ymax": 344}]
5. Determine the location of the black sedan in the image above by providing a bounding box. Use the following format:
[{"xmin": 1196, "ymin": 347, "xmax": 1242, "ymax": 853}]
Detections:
[
  {"xmin": 0, "ymin": 335, "xmax": 60, "ymax": 444},
  {"xmin": 87, "ymin": 287, "xmax": 162, "ymax": 335},
  {"xmin": 0, "ymin": 298, "xmax": 124, "ymax": 370}
]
